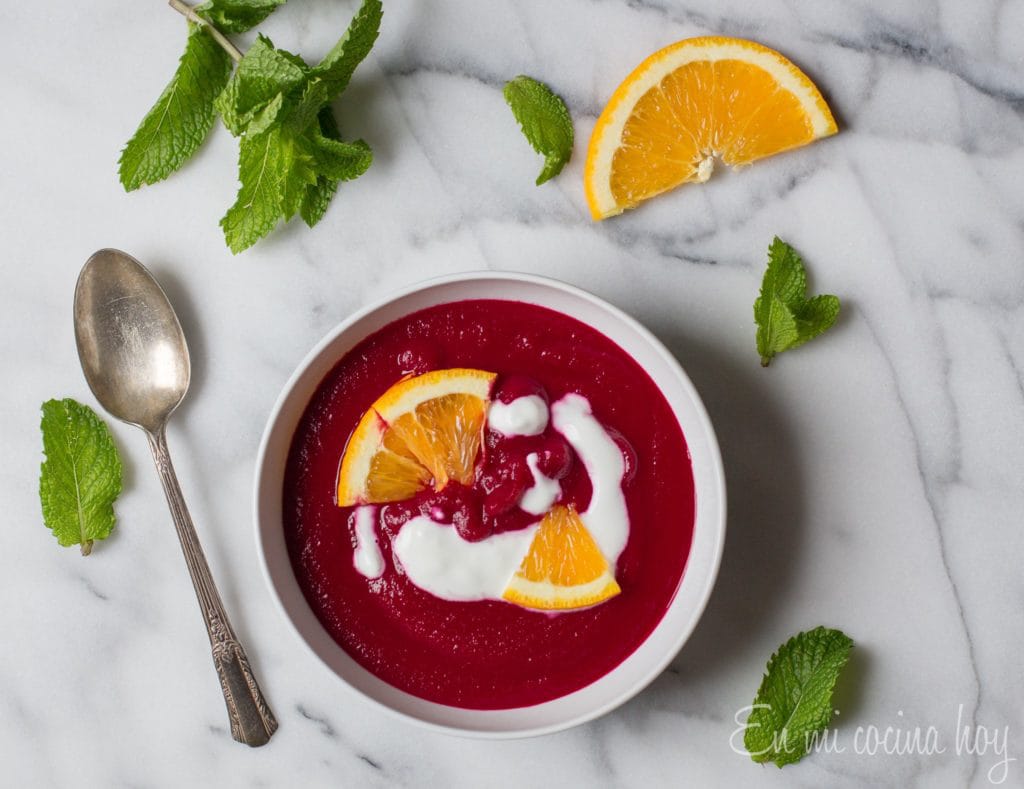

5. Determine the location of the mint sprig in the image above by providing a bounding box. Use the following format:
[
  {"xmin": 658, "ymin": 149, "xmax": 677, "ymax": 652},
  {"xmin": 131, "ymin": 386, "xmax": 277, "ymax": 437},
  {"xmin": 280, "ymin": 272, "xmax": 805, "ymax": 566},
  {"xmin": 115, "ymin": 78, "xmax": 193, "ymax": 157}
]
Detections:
[
  {"xmin": 754, "ymin": 237, "xmax": 841, "ymax": 366},
  {"xmin": 744, "ymin": 627, "xmax": 853, "ymax": 767},
  {"xmin": 217, "ymin": 0, "xmax": 380, "ymax": 252},
  {"xmin": 503, "ymin": 75, "xmax": 574, "ymax": 185},
  {"xmin": 118, "ymin": 0, "xmax": 381, "ymax": 253},
  {"xmin": 39, "ymin": 399, "xmax": 124, "ymax": 556}
]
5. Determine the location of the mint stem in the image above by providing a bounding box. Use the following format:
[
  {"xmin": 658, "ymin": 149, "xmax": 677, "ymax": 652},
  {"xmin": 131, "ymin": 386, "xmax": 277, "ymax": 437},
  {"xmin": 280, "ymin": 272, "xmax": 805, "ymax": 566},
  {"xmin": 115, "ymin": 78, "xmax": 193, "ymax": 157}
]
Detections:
[{"xmin": 168, "ymin": 0, "xmax": 244, "ymax": 63}]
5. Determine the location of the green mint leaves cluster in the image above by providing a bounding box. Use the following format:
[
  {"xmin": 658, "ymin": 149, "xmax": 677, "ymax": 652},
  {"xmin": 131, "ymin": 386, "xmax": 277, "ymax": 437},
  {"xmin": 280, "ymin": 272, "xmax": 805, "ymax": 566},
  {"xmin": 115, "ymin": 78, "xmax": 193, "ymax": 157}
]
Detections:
[
  {"xmin": 39, "ymin": 399, "xmax": 124, "ymax": 556},
  {"xmin": 503, "ymin": 76, "xmax": 574, "ymax": 185},
  {"xmin": 744, "ymin": 627, "xmax": 853, "ymax": 767},
  {"xmin": 215, "ymin": 0, "xmax": 380, "ymax": 252},
  {"xmin": 754, "ymin": 237, "xmax": 841, "ymax": 366},
  {"xmin": 119, "ymin": 0, "xmax": 381, "ymax": 253}
]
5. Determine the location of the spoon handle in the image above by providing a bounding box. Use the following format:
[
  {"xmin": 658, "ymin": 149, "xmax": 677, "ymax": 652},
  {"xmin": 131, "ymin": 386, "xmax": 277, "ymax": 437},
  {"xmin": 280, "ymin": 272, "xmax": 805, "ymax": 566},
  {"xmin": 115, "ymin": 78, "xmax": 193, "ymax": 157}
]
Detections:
[{"xmin": 146, "ymin": 428, "xmax": 278, "ymax": 747}]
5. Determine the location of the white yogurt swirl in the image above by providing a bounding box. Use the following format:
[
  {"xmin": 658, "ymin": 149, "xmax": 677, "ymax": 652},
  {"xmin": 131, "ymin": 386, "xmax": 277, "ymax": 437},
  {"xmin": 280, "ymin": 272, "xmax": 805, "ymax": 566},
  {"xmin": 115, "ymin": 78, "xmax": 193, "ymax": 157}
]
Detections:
[
  {"xmin": 392, "ymin": 517, "xmax": 538, "ymax": 601},
  {"xmin": 351, "ymin": 505, "xmax": 384, "ymax": 579},
  {"xmin": 550, "ymin": 394, "xmax": 629, "ymax": 562}
]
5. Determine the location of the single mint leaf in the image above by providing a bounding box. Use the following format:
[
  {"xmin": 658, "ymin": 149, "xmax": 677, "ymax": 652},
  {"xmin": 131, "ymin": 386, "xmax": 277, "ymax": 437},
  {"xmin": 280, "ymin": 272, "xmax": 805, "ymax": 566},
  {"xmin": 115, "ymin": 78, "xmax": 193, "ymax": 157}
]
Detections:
[
  {"xmin": 744, "ymin": 627, "xmax": 853, "ymax": 767},
  {"xmin": 196, "ymin": 0, "xmax": 285, "ymax": 34},
  {"xmin": 39, "ymin": 399, "xmax": 123, "ymax": 556},
  {"xmin": 221, "ymin": 127, "xmax": 285, "ymax": 253},
  {"xmin": 310, "ymin": 134, "xmax": 372, "ymax": 181},
  {"xmin": 793, "ymin": 294, "xmax": 841, "ymax": 349},
  {"xmin": 754, "ymin": 237, "xmax": 840, "ymax": 366},
  {"xmin": 278, "ymin": 130, "xmax": 320, "ymax": 221},
  {"xmin": 299, "ymin": 108, "xmax": 343, "ymax": 227},
  {"xmin": 118, "ymin": 26, "xmax": 233, "ymax": 190},
  {"xmin": 214, "ymin": 34, "xmax": 308, "ymax": 136},
  {"xmin": 503, "ymin": 75, "xmax": 574, "ymax": 185},
  {"xmin": 299, "ymin": 177, "xmax": 336, "ymax": 228},
  {"xmin": 246, "ymin": 92, "xmax": 287, "ymax": 137},
  {"xmin": 292, "ymin": 114, "xmax": 370, "ymax": 227},
  {"xmin": 310, "ymin": 0, "xmax": 383, "ymax": 98},
  {"xmin": 287, "ymin": 78, "xmax": 331, "ymax": 134}
]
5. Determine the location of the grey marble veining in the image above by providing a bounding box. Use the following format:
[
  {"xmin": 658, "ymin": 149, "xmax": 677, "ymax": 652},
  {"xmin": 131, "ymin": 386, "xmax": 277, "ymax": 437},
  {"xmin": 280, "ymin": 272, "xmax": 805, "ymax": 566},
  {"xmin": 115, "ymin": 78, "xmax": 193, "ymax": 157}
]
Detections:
[{"xmin": 1, "ymin": 0, "xmax": 1022, "ymax": 786}]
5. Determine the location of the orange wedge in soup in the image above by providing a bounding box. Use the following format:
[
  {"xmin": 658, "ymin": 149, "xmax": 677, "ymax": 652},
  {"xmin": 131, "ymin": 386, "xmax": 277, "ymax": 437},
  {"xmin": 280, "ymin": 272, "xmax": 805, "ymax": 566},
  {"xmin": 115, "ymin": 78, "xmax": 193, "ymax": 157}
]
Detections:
[
  {"xmin": 502, "ymin": 505, "xmax": 621, "ymax": 611},
  {"xmin": 585, "ymin": 36, "xmax": 837, "ymax": 219},
  {"xmin": 336, "ymin": 368, "xmax": 496, "ymax": 506}
]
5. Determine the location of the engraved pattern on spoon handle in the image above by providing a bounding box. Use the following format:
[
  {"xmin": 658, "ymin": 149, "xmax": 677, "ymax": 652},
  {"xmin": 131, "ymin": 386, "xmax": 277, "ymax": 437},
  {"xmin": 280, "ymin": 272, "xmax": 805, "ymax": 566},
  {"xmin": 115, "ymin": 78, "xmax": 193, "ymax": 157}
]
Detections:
[{"xmin": 146, "ymin": 429, "xmax": 278, "ymax": 747}]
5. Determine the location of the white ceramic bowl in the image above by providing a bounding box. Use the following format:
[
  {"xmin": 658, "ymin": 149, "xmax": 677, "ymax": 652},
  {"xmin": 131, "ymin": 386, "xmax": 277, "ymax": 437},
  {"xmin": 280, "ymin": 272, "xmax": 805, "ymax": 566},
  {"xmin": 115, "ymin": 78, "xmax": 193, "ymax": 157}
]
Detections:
[{"xmin": 254, "ymin": 271, "xmax": 726, "ymax": 738}]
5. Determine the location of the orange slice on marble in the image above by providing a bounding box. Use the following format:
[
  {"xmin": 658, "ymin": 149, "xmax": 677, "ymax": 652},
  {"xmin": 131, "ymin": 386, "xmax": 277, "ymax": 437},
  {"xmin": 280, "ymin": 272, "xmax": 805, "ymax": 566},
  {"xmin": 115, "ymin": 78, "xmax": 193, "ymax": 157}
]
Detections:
[{"xmin": 585, "ymin": 36, "xmax": 837, "ymax": 219}]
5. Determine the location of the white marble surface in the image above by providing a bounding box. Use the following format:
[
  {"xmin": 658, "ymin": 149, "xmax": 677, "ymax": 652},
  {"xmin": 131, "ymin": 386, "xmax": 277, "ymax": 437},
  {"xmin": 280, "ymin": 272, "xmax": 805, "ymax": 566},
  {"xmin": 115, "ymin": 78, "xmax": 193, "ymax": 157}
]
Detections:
[{"xmin": 2, "ymin": 0, "xmax": 1023, "ymax": 786}]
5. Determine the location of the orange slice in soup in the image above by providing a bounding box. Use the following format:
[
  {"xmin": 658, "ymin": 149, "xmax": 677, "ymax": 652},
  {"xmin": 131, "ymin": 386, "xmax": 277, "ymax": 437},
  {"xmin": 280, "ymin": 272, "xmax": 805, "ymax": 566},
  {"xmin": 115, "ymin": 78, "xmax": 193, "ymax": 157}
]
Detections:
[
  {"xmin": 336, "ymin": 368, "xmax": 496, "ymax": 506},
  {"xmin": 502, "ymin": 505, "xmax": 621, "ymax": 610}
]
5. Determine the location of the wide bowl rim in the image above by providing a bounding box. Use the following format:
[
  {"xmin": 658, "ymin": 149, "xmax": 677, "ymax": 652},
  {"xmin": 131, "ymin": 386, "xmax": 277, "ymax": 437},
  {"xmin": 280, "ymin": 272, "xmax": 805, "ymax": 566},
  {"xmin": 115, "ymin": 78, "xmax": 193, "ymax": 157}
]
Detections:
[{"xmin": 253, "ymin": 270, "xmax": 726, "ymax": 738}]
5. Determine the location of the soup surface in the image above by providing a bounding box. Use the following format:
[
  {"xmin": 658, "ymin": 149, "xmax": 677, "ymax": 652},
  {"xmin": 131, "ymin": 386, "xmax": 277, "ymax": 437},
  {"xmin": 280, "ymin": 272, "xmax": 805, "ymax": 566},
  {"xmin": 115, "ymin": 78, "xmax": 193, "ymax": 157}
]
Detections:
[{"xmin": 283, "ymin": 299, "xmax": 695, "ymax": 708}]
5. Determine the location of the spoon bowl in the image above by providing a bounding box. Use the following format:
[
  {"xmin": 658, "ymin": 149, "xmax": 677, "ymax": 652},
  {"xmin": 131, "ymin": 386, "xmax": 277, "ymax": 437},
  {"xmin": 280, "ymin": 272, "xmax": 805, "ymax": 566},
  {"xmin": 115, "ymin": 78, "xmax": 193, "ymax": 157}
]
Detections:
[{"xmin": 74, "ymin": 249, "xmax": 190, "ymax": 432}]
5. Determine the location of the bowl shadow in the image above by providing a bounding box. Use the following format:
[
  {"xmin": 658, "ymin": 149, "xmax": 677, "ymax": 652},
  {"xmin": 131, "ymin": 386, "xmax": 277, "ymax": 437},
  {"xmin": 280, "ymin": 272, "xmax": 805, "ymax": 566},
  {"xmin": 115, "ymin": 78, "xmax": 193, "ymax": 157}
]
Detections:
[{"xmin": 604, "ymin": 326, "xmax": 807, "ymax": 723}]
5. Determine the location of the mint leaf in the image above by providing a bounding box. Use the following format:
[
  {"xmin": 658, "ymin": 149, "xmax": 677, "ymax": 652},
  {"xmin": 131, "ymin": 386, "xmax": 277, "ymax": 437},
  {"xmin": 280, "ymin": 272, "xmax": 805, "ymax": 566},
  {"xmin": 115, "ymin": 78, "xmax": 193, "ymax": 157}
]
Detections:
[
  {"xmin": 503, "ymin": 75, "xmax": 574, "ymax": 185},
  {"xmin": 295, "ymin": 107, "xmax": 371, "ymax": 228},
  {"xmin": 310, "ymin": 134, "xmax": 372, "ymax": 180},
  {"xmin": 39, "ymin": 399, "xmax": 123, "ymax": 556},
  {"xmin": 287, "ymin": 78, "xmax": 331, "ymax": 134},
  {"xmin": 744, "ymin": 627, "xmax": 853, "ymax": 767},
  {"xmin": 310, "ymin": 0, "xmax": 382, "ymax": 98},
  {"xmin": 197, "ymin": 0, "xmax": 285, "ymax": 33},
  {"xmin": 214, "ymin": 34, "xmax": 308, "ymax": 136},
  {"xmin": 754, "ymin": 237, "xmax": 840, "ymax": 366},
  {"xmin": 277, "ymin": 130, "xmax": 319, "ymax": 221},
  {"xmin": 299, "ymin": 108, "xmax": 343, "ymax": 228},
  {"xmin": 221, "ymin": 127, "xmax": 285, "ymax": 252},
  {"xmin": 118, "ymin": 26, "xmax": 233, "ymax": 191},
  {"xmin": 245, "ymin": 91, "xmax": 287, "ymax": 137}
]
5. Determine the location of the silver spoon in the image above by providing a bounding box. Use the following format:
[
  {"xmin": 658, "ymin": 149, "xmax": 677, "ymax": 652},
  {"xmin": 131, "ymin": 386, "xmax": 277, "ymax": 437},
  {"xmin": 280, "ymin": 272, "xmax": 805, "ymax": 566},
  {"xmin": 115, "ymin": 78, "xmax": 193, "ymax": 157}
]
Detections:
[{"xmin": 73, "ymin": 248, "xmax": 277, "ymax": 747}]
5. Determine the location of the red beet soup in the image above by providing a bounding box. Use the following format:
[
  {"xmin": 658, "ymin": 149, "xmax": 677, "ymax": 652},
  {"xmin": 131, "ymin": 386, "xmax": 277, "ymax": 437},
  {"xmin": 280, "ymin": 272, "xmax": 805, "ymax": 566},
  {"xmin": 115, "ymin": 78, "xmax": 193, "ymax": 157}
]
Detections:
[{"xmin": 283, "ymin": 299, "xmax": 695, "ymax": 709}]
